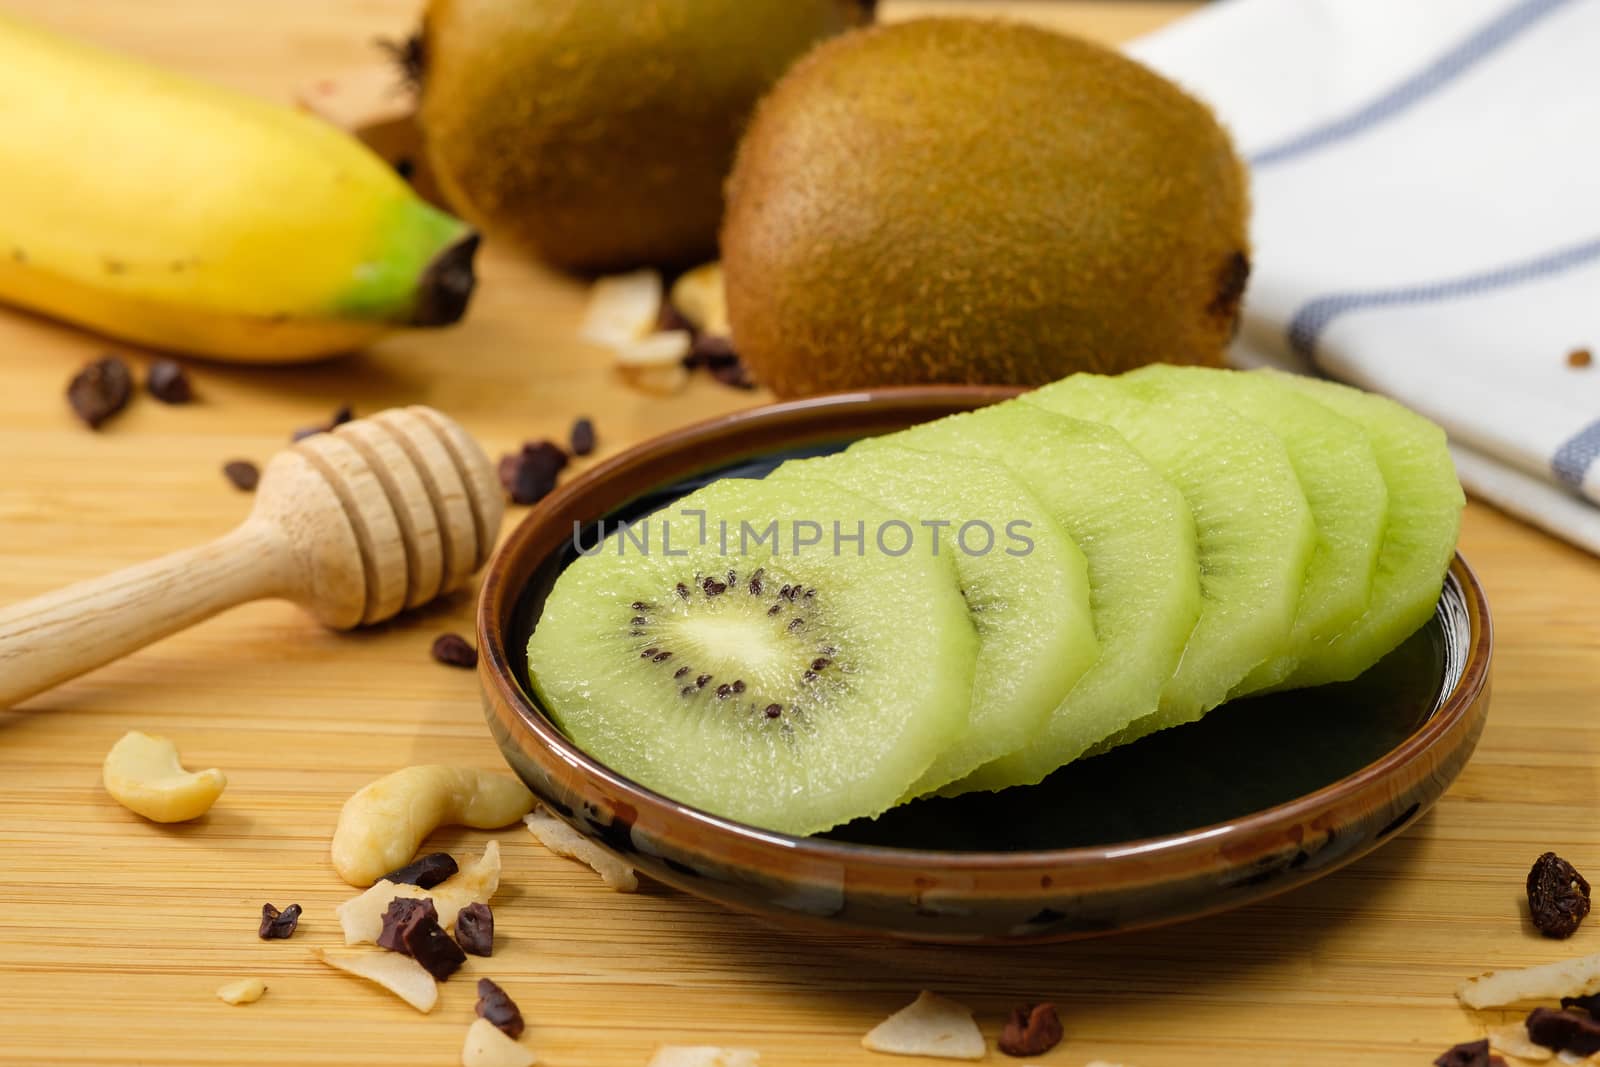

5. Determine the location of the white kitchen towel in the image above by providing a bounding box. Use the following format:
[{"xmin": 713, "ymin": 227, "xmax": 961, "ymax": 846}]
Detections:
[{"xmin": 1127, "ymin": 0, "xmax": 1600, "ymax": 555}]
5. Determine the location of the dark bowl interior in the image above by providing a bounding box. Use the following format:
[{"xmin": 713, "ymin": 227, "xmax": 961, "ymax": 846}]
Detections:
[{"xmin": 505, "ymin": 444, "xmax": 1449, "ymax": 853}]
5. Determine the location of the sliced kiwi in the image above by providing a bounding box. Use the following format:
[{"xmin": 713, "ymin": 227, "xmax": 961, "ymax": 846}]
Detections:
[
  {"xmin": 526, "ymin": 476, "xmax": 978, "ymax": 836},
  {"xmin": 1263, "ymin": 370, "xmax": 1464, "ymax": 688},
  {"xmin": 1124, "ymin": 365, "xmax": 1389, "ymax": 694},
  {"xmin": 766, "ymin": 444, "xmax": 1099, "ymax": 797},
  {"xmin": 862, "ymin": 401, "xmax": 1202, "ymax": 793},
  {"xmin": 1023, "ymin": 375, "xmax": 1316, "ymax": 749}
]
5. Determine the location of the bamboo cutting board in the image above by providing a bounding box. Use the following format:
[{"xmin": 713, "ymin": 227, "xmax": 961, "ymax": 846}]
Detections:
[{"xmin": 2, "ymin": 2, "xmax": 1599, "ymax": 1065}]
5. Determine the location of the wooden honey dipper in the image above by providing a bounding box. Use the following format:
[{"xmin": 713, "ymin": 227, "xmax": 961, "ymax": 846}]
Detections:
[{"xmin": 0, "ymin": 405, "xmax": 504, "ymax": 709}]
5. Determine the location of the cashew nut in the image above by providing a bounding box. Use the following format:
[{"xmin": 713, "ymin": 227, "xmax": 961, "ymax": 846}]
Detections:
[
  {"xmin": 331, "ymin": 766, "xmax": 533, "ymax": 887},
  {"xmin": 215, "ymin": 978, "xmax": 266, "ymax": 1005},
  {"xmin": 102, "ymin": 731, "xmax": 226, "ymax": 823}
]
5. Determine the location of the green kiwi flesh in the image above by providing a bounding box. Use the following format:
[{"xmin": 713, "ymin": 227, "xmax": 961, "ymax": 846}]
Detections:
[
  {"xmin": 1125, "ymin": 365, "xmax": 1389, "ymax": 694},
  {"xmin": 863, "ymin": 401, "xmax": 1203, "ymax": 794},
  {"xmin": 526, "ymin": 476, "xmax": 978, "ymax": 835},
  {"xmin": 1023, "ymin": 375, "xmax": 1317, "ymax": 749},
  {"xmin": 766, "ymin": 444, "xmax": 1099, "ymax": 797},
  {"xmin": 1264, "ymin": 371, "xmax": 1465, "ymax": 689}
]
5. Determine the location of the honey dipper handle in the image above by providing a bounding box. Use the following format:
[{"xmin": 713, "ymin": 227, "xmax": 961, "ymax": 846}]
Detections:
[{"xmin": 0, "ymin": 520, "xmax": 291, "ymax": 709}]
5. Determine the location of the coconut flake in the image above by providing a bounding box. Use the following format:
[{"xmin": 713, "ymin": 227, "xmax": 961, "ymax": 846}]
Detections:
[
  {"xmin": 580, "ymin": 270, "xmax": 662, "ymax": 347},
  {"xmin": 613, "ymin": 330, "xmax": 693, "ymax": 367},
  {"xmin": 861, "ymin": 991, "xmax": 985, "ymax": 1060},
  {"xmin": 524, "ymin": 810, "xmax": 637, "ymax": 891},
  {"xmin": 461, "ymin": 1017, "xmax": 538, "ymax": 1067},
  {"xmin": 1490, "ymin": 1022, "xmax": 1554, "ymax": 1060},
  {"xmin": 1458, "ymin": 953, "xmax": 1600, "ymax": 1009},
  {"xmin": 646, "ymin": 1048, "xmax": 760, "ymax": 1067},
  {"xmin": 314, "ymin": 947, "xmax": 437, "ymax": 1013}
]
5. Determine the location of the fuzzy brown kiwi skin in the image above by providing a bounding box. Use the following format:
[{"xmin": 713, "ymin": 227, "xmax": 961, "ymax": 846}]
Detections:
[
  {"xmin": 417, "ymin": 0, "xmax": 868, "ymax": 274},
  {"xmin": 720, "ymin": 18, "xmax": 1252, "ymax": 398}
]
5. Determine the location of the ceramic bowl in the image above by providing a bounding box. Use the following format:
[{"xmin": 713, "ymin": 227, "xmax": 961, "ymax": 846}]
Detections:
[{"xmin": 477, "ymin": 387, "xmax": 1493, "ymax": 944}]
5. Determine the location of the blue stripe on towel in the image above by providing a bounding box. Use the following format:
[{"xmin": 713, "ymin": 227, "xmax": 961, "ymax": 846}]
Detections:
[
  {"xmin": 1286, "ymin": 233, "xmax": 1600, "ymax": 359},
  {"xmin": 1554, "ymin": 421, "xmax": 1600, "ymax": 491},
  {"xmin": 1251, "ymin": 0, "xmax": 1575, "ymax": 168}
]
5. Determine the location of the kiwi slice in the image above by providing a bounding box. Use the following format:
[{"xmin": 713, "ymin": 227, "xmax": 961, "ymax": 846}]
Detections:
[
  {"xmin": 1263, "ymin": 370, "xmax": 1465, "ymax": 688},
  {"xmin": 1023, "ymin": 375, "xmax": 1316, "ymax": 748},
  {"xmin": 862, "ymin": 401, "xmax": 1202, "ymax": 793},
  {"xmin": 1124, "ymin": 365, "xmax": 1389, "ymax": 693},
  {"xmin": 526, "ymin": 476, "xmax": 978, "ymax": 836},
  {"xmin": 767, "ymin": 444, "xmax": 1099, "ymax": 797}
]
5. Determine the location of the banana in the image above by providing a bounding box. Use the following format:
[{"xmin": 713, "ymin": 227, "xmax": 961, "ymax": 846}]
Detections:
[{"xmin": 0, "ymin": 12, "xmax": 477, "ymax": 362}]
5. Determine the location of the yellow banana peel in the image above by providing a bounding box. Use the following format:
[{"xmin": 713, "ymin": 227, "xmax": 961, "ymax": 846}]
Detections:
[{"xmin": 0, "ymin": 12, "xmax": 477, "ymax": 362}]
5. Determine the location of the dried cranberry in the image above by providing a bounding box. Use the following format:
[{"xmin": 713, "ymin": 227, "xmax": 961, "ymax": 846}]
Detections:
[
  {"xmin": 67, "ymin": 356, "xmax": 133, "ymax": 429},
  {"xmin": 1528, "ymin": 851, "xmax": 1590, "ymax": 938},
  {"xmin": 998, "ymin": 1003, "xmax": 1062, "ymax": 1057},
  {"xmin": 430, "ymin": 633, "xmax": 477, "ymax": 669},
  {"xmin": 145, "ymin": 360, "xmax": 193, "ymax": 404},
  {"xmin": 222, "ymin": 460, "xmax": 260, "ymax": 492},
  {"xmin": 498, "ymin": 441, "xmax": 568, "ymax": 505}
]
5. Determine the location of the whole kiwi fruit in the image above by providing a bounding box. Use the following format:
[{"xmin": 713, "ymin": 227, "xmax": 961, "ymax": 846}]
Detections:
[
  {"xmin": 720, "ymin": 18, "xmax": 1251, "ymax": 397},
  {"xmin": 417, "ymin": 0, "xmax": 870, "ymax": 272}
]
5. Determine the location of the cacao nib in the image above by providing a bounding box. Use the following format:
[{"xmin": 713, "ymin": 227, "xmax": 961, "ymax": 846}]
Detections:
[
  {"xmin": 1433, "ymin": 1038, "xmax": 1506, "ymax": 1067},
  {"xmin": 475, "ymin": 978, "xmax": 524, "ymax": 1038},
  {"xmin": 1527, "ymin": 1006, "xmax": 1600, "ymax": 1056},
  {"xmin": 455, "ymin": 902, "xmax": 493, "ymax": 957},
  {"xmin": 376, "ymin": 897, "xmax": 438, "ymax": 954},
  {"xmin": 379, "ymin": 852, "xmax": 458, "ymax": 889},
  {"xmin": 569, "ymin": 416, "xmax": 596, "ymax": 457},
  {"xmin": 258, "ymin": 902, "xmax": 301, "ymax": 940},
  {"xmin": 145, "ymin": 360, "xmax": 193, "ymax": 404}
]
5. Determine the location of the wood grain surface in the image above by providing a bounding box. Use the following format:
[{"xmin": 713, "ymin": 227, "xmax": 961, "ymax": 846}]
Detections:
[{"xmin": 1, "ymin": 3, "xmax": 1597, "ymax": 1065}]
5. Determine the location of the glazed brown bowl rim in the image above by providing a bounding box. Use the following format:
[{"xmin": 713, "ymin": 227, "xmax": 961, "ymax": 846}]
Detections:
[{"xmin": 477, "ymin": 385, "xmax": 1492, "ymax": 874}]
